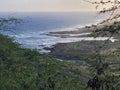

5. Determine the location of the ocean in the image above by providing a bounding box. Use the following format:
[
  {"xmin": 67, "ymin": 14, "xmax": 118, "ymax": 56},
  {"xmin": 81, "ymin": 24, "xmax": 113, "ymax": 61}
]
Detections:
[{"xmin": 0, "ymin": 12, "xmax": 109, "ymax": 53}]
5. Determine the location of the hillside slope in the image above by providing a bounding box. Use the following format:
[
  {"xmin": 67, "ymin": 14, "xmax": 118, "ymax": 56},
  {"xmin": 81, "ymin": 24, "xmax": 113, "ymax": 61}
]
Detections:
[{"xmin": 0, "ymin": 34, "xmax": 89, "ymax": 90}]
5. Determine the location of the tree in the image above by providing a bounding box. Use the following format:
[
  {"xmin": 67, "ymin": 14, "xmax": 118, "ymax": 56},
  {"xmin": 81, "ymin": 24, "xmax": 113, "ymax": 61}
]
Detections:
[
  {"xmin": 0, "ymin": 17, "xmax": 22, "ymax": 32},
  {"xmin": 84, "ymin": 0, "xmax": 120, "ymax": 22},
  {"xmin": 84, "ymin": 0, "xmax": 120, "ymax": 90}
]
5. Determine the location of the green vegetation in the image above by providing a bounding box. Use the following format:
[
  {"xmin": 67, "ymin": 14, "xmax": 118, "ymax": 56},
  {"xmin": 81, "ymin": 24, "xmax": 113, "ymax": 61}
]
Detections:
[
  {"xmin": 0, "ymin": 34, "xmax": 89, "ymax": 90},
  {"xmin": 0, "ymin": 31, "xmax": 119, "ymax": 90},
  {"xmin": 0, "ymin": 16, "xmax": 119, "ymax": 90},
  {"xmin": 87, "ymin": 21, "xmax": 120, "ymax": 89}
]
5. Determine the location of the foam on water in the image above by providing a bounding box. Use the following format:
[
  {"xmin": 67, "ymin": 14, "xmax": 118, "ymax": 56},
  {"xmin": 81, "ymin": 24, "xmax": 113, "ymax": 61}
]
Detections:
[
  {"xmin": 49, "ymin": 32, "xmax": 91, "ymax": 37},
  {"xmin": 0, "ymin": 12, "xmax": 115, "ymax": 53},
  {"xmin": 8, "ymin": 31, "xmax": 118, "ymax": 53}
]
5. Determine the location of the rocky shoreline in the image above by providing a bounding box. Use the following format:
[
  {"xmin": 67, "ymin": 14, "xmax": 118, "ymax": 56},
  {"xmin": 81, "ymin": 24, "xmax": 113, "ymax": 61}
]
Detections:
[{"xmin": 43, "ymin": 25, "xmax": 120, "ymax": 64}]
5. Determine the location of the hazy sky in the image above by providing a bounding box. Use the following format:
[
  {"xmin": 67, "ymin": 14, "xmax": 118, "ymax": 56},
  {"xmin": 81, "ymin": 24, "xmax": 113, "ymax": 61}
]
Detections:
[{"xmin": 0, "ymin": 0, "xmax": 97, "ymax": 12}]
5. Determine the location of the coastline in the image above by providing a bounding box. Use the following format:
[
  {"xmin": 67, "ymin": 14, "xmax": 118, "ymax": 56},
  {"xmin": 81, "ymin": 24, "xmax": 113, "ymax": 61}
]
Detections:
[{"xmin": 43, "ymin": 24, "xmax": 120, "ymax": 63}]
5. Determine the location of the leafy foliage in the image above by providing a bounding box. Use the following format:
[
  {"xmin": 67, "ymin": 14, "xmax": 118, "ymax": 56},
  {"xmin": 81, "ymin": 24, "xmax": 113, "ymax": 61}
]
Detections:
[
  {"xmin": 83, "ymin": 0, "xmax": 120, "ymax": 90},
  {"xmin": 84, "ymin": 0, "xmax": 120, "ymax": 23},
  {"xmin": 0, "ymin": 17, "xmax": 22, "ymax": 31},
  {"xmin": 0, "ymin": 34, "xmax": 90, "ymax": 90}
]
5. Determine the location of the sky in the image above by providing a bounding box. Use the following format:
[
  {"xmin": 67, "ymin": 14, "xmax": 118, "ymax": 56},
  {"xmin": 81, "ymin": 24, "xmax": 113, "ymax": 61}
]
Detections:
[{"xmin": 0, "ymin": 0, "xmax": 97, "ymax": 12}]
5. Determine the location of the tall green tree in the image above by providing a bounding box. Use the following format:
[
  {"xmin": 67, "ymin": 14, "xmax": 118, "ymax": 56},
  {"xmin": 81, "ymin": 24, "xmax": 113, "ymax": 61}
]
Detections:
[{"xmin": 84, "ymin": 0, "xmax": 120, "ymax": 90}]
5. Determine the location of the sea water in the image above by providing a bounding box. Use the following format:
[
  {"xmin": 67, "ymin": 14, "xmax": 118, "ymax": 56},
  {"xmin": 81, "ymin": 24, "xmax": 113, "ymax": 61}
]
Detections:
[{"xmin": 0, "ymin": 12, "xmax": 113, "ymax": 53}]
